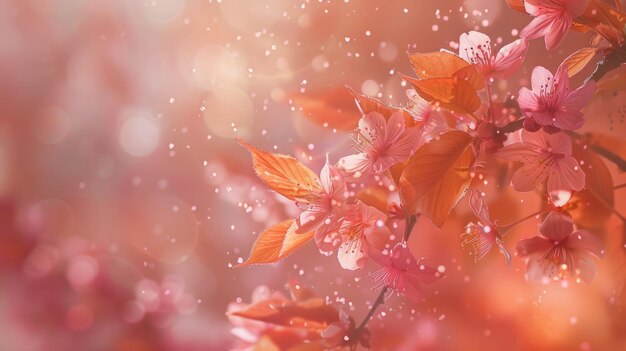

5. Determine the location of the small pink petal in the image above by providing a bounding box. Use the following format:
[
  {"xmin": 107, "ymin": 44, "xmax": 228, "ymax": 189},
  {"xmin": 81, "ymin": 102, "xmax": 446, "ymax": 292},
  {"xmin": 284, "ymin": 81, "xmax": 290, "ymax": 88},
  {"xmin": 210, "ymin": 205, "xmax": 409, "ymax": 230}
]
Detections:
[
  {"xmin": 539, "ymin": 211, "xmax": 574, "ymax": 242},
  {"xmin": 520, "ymin": 15, "xmax": 553, "ymax": 40},
  {"xmin": 545, "ymin": 15, "xmax": 572, "ymax": 50},
  {"xmin": 566, "ymin": 230, "xmax": 604, "ymax": 258},
  {"xmin": 516, "ymin": 236, "xmax": 552, "ymax": 256}
]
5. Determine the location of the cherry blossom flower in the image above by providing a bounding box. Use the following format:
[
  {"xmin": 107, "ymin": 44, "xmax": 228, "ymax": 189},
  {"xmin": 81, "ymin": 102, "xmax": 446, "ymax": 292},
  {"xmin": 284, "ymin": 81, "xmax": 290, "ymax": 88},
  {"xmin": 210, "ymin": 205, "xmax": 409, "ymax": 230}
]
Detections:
[
  {"xmin": 295, "ymin": 155, "xmax": 347, "ymax": 235},
  {"xmin": 516, "ymin": 211, "xmax": 604, "ymax": 283},
  {"xmin": 370, "ymin": 243, "xmax": 443, "ymax": 303},
  {"xmin": 518, "ymin": 65, "xmax": 596, "ymax": 131},
  {"xmin": 338, "ymin": 111, "xmax": 420, "ymax": 178},
  {"xmin": 461, "ymin": 189, "xmax": 511, "ymax": 265},
  {"xmin": 496, "ymin": 129, "xmax": 585, "ymax": 206},
  {"xmin": 519, "ymin": 0, "xmax": 588, "ymax": 50},
  {"xmin": 406, "ymin": 89, "xmax": 456, "ymax": 143},
  {"xmin": 336, "ymin": 201, "xmax": 394, "ymax": 270},
  {"xmin": 459, "ymin": 31, "xmax": 528, "ymax": 81}
]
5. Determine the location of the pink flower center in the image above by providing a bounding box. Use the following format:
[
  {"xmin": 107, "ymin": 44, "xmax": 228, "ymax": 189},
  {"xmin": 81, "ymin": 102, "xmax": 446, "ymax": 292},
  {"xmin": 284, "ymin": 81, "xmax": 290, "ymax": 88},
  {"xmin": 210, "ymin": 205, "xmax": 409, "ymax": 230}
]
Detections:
[
  {"xmin": 538, "ymin": 76, "xmax": 564, "ymax": 114},
  {"xmin": 463, "ymin": 40, "xmax": 493, "ymax": 70}
]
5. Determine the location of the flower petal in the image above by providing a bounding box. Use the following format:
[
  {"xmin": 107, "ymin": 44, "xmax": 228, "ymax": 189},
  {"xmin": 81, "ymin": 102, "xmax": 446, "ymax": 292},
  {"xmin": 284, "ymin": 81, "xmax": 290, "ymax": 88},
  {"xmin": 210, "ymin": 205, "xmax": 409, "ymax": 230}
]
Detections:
[
  {"xmin": 337, "ymin": 153, "xmax": 370, "ymax": 176},
  {"xmin": 511, "ymin": 163, "xmax": 549, "ymax": 192},
  {"xmin": 493, "ymin": 38, "xmax": 528, "ymax": 77},
  {"xmin": 459, "ymin": 31, "xmax": 492, "ymax": 65},
  {"xmin": 337, "ymin": 238, "xmax": 368, "ymax": 270},
  {"xmin": 545, "ymin": 15, "xmax": 572, "ymax": 50},
  {"xmin": 539, "ymin": 211, "xmax": 574, "ymax": 242},
  {"xmin": 530, "ymin": 66, "xmax": 554, "ymax": 94},
  {"xmin": 384, "ymin": 111, "xmax": 407, "ymax": 144},
  {"xmin": 547, "ymin": 156, "xmax": 585, "ymax": 204},
  {"xmin": 546, "ymin": 132, "xmax": 573, "ymax": 155},
  {"xmin": 496, "ymin": 142, "xmax": 541, "ymax": 163},
  {"xmin": 520, "ymin": 15, "xmax": 553, "ymax": 41},
  {"xmin": 566, "ymin": 230, "xmax": 604, "ymax": 258},
  {"xmin": 563, "ymin": 81, "xmax": 596, "ymax": 112},
  {"xmin": 516, "ymin": 236, "xmax": 551, "ymax": 256},
  {"xmin": 517, "ymin": 87, "xmax": 541, "ymax": 117},
  {"xmin": 358, "ymin": 112, "xmax": 386, "ymax": 142}
]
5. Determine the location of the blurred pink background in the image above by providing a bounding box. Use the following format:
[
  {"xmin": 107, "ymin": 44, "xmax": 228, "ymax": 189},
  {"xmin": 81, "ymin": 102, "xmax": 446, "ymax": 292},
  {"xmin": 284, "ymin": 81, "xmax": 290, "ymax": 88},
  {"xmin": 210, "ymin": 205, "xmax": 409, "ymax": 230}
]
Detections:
[{"xmin": 1, "ymin": 0, "xmax": 625, "ymax": 350}]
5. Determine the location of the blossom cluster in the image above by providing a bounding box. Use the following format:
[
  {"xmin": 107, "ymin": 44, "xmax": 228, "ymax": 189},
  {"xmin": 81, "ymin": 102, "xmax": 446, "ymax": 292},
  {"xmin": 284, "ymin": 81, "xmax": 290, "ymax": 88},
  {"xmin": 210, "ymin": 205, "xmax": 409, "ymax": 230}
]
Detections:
[{"xmin": 231, "ymin": 0, "xmax": 626, "ymax": 349}]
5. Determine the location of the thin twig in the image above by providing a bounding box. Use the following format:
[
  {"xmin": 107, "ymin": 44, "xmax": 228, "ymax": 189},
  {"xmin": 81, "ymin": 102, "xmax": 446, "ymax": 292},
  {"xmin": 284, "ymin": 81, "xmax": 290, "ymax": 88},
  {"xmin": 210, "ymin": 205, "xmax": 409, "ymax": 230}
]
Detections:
[
  {"xmin": 498, "ymin": 208, "xmax": 547, "ymax": 236},
  {"xmin": 403, "ymin": 213, "xmax": 418, "ymax": 242},
  {"xmin": 353, "ymin": 286, "xmax": 388, "ymax": 338},
  {"xmin": 352, "ymin": 213, "xmax": 419, "ymax": 342}
]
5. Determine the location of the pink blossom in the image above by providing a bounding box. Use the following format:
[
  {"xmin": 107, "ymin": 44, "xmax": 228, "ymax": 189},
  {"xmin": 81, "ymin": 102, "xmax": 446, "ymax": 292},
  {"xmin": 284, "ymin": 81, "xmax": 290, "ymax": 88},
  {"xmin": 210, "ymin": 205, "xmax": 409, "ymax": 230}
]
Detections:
[
  {"xmin": 461, "ymin": 189, "xmax": 511, "ymax": 265},
  {"xmin": 516, "ymin": 211, "xmax": 604, "ymax": 283},
  {"xmin": 338, "ymin": 111, "xmax": 420, "ymax": 178},
  {"xmin": 336, "ymin": 201, "xmax": 394, "ymax": 270},
  {"xmin": 295, "ymin": 155, "xmax": 347, "ymax": 236},
  {"xmin": 370, "ymin": 243, "xmax": 443, "ymax": 303},
  {"xmin": 406, "ymin": 89, "xmax": 455, "ymax": 143},
  {"xmin": 496, "ymin": 130, "xmax": 585, "ymax": 206},
  {"xmin": 518, "ymin": 65, "xmax": 596, "ymax": 131},
  {"xmin": 459, "ymin": 31, "xmax": 528, "ymax": 81},
  {"xmin": 519, "ymin": 0, "xmax": 588, "ymax": 50}
]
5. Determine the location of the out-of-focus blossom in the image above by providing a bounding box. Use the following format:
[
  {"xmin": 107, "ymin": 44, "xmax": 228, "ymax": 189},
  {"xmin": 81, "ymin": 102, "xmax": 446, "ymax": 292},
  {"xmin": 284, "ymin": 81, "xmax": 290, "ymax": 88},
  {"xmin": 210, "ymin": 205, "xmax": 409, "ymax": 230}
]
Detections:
[
  {"xmin": 295, "ymin": 155, "xmax": 347, "ymax": 235},
  {"xmin": 516, "ymin": 211, "xmax": 604, "ymax": 283},
  {"xmin": 370, "ymin": 243, "xmax": 443, "ymax": 303},
  {"xmin": 337, "ymin": 201, "xmax": 394, "ymax": 270},
  {"xmin": 496, "ymin": 130, "xmax": 585, "ymax": 206},
  {"xmin": 518, "ymin": 65, "xmax": 596, "ymax": 132},
  {"xmin": 405, "ymin": 89, "xmax": 456, "ymax": 143},
  {"xmin": 227, "ymin": 281, "xmax": 340, "ymax": 350},
  {"xmin": 461, "ymin": 189, "xmax": 511, "ymax": 265},
  {"xmin": 338, "ymin": 111, "xmax": 420, "ymax": 178},
  {"xmin": 459, "ymin": 31, "xmax": 528, "ymax": 81},
  {"xmin": 520, "ymin": 0, "xmax": 588, "ymax": 50},
  {"xmin": 321, "ymin": 309, "xmax": 371, "ymax": 350}
]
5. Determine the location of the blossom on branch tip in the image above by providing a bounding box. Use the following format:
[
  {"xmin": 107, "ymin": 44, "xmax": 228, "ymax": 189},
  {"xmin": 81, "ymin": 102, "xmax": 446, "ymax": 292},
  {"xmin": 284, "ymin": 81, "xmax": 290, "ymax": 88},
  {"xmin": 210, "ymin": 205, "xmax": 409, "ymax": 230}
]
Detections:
[
  {"xmin": 518, "ymin": 65, "xmax": 595, "ymax": 132},
  {"xmin": 338, "ymin": 111, "xmax": 421, "ymax": 179},
  {"xmin": 496, "ymin": 130, "xmax": 585, "ymax": 206},
  {"xmin": 459, "ymin": 31, "xmax": 528, "ymax": 81},
  {"xmin": 461, "ymin": 189, "xmax": 511, "ymax": 265},
  {"xmin": 295, "ymin": 155, "xmax": 347, "ymax": 235},
  {"xmin": 370, "ymin": 243, "xmax": 443, "ymax": 303},
  {"xmin": 516, "ymin": 211, "xmax": 604, "ymax": 283},
  {"xmin": 336, "ymin": 201, "xmax": 394, "ymax": 270},
  {"xmin": 519, "ymin": 0, "xmax": 588, "ymax": 50}
]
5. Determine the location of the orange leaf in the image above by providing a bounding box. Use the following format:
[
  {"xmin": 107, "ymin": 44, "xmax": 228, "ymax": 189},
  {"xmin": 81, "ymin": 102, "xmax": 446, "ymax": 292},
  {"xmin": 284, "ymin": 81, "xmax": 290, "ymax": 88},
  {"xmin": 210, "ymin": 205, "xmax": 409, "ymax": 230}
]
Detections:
[
  {"xmin": 290, "ymin": 87, "xmax": 362, "ymax": 132},
  {"xmin": 567, "ymin": 141, "xmax": 615, "ymax": 227},
  {"xmin": 404, "ymin": 75, "xmax": 482, "ymax": 115},
  {"xmin": 348, "ymin": 86, "xmax": 415, "ymax": 127},
  {"xmin": 408, "ymin": 51, "xmax": 484, "ymax": 91},
  {"xmin": 355, "ymin": 186, "xmax": 391, "ymax": 213},
  {"xmin": 399, "ymin": 131, "xmax": 475, "ymax": 227},
  {"xmin": 453, "ymin": 64, "xmax": 486, "ymax": 92},
  {"xmin": 229, "ymin": 295, "xmax": 339, "ymax": 330},
  {"xmin": 239, "ymin": 140, "xmax": 322, "ymax": 201},
  {"xmin": 506, "ymin": 0, "xmax": 527, "ymax": 13},
  {"xmin": 576, "ymin": 0, "xmax": 626, "ymax": 45},
  {"xmin": 237, "ymin": 220, "xmax": 314, "ymax": 267},
  {"xmin": 563, "ymin": 47, "xmax": 598, "ymax": 77}
]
